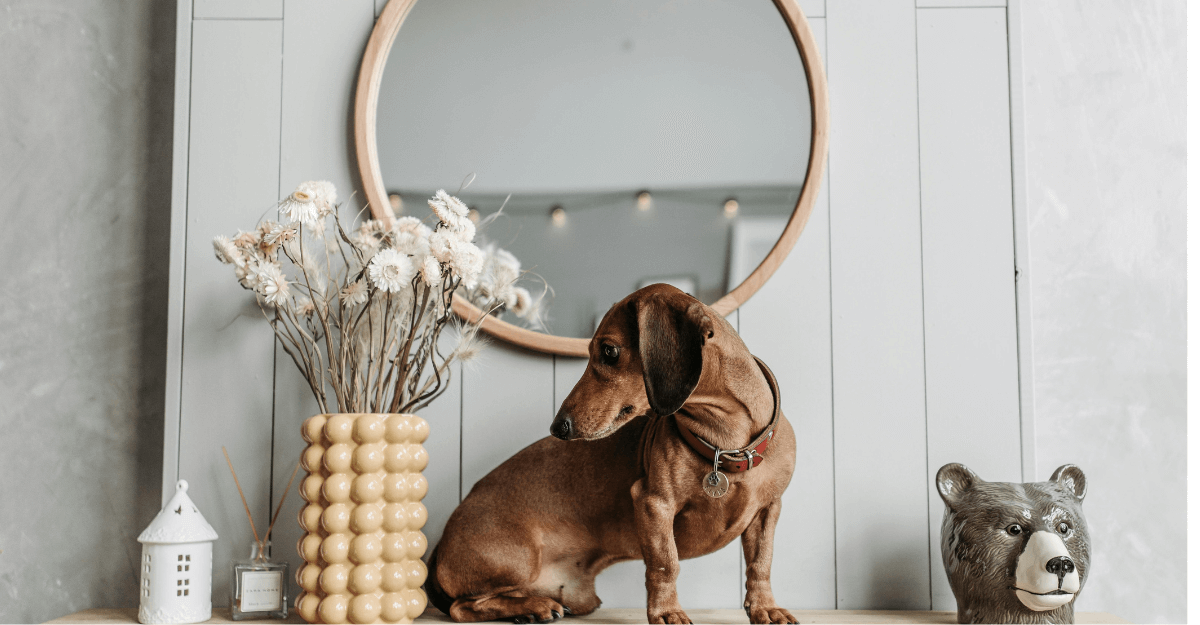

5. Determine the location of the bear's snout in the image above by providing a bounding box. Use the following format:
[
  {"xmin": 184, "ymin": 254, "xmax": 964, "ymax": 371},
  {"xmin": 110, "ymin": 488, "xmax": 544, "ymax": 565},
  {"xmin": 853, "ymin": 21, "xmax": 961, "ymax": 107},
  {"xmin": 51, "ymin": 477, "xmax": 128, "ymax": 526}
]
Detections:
[
  {"xmin": 1013, "ymin": 531, "xmax": 1080, "ymax": 612},
  {"xmin": 1046, "ymin": 555, "xmax": 1075, "ymax": 586}
]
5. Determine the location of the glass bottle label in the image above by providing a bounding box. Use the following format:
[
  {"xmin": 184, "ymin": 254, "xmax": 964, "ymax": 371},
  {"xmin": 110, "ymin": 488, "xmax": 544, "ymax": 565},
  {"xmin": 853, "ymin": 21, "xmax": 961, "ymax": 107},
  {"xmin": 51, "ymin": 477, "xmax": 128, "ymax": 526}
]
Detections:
[{"xmin": 240, "ymin": 571, "xmax": 283, "ymax": 612}]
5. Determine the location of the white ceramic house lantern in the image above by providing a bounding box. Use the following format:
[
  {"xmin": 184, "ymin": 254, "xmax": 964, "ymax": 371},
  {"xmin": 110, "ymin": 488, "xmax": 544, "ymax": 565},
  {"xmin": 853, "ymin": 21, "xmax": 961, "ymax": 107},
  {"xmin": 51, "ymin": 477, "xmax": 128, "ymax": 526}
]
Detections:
[{"xmin": 137, "ymin": 480, "xmax": 219, "ymax": 624}]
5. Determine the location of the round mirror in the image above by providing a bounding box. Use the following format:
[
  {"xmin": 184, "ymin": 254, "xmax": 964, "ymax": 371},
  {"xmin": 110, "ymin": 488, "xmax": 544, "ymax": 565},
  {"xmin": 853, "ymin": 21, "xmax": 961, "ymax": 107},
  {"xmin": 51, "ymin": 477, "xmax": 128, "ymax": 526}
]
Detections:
[{"xmin": 356, "ymin": 0, "xmax": 828, "ymax": 356}]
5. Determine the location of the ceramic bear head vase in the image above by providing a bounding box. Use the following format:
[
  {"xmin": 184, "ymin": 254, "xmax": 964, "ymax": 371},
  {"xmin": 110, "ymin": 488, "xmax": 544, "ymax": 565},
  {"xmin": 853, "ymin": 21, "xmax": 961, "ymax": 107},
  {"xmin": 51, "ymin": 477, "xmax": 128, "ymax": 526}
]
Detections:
[{"xmin": 936, "ymin": 463, "xmax": 1090, "ymax": 624}]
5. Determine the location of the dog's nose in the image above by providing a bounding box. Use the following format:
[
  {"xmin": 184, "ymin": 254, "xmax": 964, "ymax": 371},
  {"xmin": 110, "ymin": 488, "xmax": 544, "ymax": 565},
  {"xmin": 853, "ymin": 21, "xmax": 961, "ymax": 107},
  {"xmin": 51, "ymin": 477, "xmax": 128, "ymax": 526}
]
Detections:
[
  {"xmin": 551, "ymin": 417, "xmax": 573, "ymax": 440},
  {"xmin": 1046, "ymin": 556, "xmax": 1074, "ymax": 587}
]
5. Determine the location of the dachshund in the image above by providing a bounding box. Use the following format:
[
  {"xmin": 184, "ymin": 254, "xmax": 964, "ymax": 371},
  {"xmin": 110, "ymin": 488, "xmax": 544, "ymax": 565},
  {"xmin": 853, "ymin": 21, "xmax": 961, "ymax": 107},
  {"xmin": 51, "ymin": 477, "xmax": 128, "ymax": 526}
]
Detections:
[{"xmin": 426, "ymin": 283, "xmax": 798, "ymax": 624}]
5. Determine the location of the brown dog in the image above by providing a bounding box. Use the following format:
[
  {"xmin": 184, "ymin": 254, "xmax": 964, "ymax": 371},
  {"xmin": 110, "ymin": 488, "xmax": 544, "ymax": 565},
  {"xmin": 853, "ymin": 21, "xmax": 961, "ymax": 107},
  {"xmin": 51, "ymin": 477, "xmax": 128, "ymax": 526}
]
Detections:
[{"xmin": 426, "ymin": 284, "xmax": 798, "ymax": 624}]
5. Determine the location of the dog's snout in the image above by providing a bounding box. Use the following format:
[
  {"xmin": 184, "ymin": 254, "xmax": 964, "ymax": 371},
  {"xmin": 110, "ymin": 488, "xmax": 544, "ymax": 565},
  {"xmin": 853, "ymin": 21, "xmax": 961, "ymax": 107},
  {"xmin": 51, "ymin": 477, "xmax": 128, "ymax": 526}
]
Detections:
[
  {"xmin": 1046, "ymin": 556, "xmax": 1074, "ymax": 586},
  {"xmin": 551, "ymin": 417, "xmax": 573, "ymax": 440}
]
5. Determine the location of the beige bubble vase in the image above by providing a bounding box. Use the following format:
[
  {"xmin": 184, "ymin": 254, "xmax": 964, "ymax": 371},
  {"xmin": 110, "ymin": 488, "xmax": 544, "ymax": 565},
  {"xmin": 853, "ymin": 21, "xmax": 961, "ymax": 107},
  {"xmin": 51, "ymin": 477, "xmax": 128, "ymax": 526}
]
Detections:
[{"xmin": 295, "ymin": 414, "xmax": 431, "ymax": 624}]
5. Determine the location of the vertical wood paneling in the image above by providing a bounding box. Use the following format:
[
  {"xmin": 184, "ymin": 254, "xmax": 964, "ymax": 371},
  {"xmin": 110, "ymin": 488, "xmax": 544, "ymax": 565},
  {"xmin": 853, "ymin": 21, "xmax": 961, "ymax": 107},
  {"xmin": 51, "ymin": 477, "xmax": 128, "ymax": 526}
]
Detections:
[
  {"xmin": 826, "ymin": 0, "xmax": 930, "ymax": 610},
  {"xmin": 162, "ymin": 0, "xmax": 194, "ymax": 504},
  {"xmin": 168, "ymin": 0, "xmax": 1026, "ymax": 613},
  {"xmin": 460, "ymin": 345, "xmax": 554, "ymax": 494},
  {"xmin": 194, "ymin": 0, "xmax": 283, "ymax": 20},
  {"xmin": 269, "ymin": 0, "xmax": 379, "ymax": 603},
  {"xmin": 738, "ymin": 18, "xmax": 834, "ymax": 610},
  {"xmin": 915, "ymin": 7, "xmax": 1021, "ymax": 610},
  {"xmin": 798, "ymin": 0, "xmax": 825, "ymax": 19},
  {"xmin": 178, "ymin": 19, "xmax": 282, "ymax": 607}
]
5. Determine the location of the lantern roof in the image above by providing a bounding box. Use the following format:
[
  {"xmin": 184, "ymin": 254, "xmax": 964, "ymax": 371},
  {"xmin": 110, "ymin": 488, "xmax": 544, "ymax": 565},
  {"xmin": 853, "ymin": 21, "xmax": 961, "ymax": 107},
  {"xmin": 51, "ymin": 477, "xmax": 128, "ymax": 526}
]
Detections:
[{"xmin": 138, "ymin": 480, "xmax": 219, "ymax": 544}]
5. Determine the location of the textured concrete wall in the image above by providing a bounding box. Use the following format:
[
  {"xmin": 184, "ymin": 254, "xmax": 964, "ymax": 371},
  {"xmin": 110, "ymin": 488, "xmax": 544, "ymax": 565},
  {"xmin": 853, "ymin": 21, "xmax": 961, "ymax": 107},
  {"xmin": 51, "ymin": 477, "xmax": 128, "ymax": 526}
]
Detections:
[
  {"xmin": 0, "ymin": 1, "xmax": 174, "ymax": 622},
  {"xmin": 1021, "ymin": 1, "xmax": 1186, "ymax": 623}
]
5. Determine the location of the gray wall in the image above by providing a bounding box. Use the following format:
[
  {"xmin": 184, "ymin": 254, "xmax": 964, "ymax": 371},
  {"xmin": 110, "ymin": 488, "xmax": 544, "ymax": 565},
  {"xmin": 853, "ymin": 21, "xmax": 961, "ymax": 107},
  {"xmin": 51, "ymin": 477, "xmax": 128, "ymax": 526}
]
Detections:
[
  {"xmin": 1021, "ymin": 1, "xmax": 1186, "ymax": 622},
  {"xmin": 0, "ymin": 1, "xmax": 1185, "ymax": 623},
  {"xmin": 0, "ymin": 1, "xmax": 174, "ymax": 622}
]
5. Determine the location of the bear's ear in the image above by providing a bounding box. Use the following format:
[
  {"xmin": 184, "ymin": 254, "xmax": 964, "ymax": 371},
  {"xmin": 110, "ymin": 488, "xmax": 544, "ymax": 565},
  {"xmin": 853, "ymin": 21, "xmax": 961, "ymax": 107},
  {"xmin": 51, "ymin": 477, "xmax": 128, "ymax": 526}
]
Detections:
[
  {"xmin": 936, "ymin": 463, "xmax": 980, "ymax": 508},
  {"xmin": 1050, "ymin": 464, "xmax": 1087, "ymax": 501}
]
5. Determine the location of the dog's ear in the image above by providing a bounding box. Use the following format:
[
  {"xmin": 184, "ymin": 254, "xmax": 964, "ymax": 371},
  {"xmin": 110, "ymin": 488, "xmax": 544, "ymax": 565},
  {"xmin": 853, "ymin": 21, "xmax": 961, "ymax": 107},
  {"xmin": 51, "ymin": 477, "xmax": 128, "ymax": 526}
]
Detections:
[
  {"xmin": 1050, "ymin": 464, "xmax": 1087, "ymax": 501},
  {"xmin": 636, "ymin": 296, "xmax": 712, "ymax": 416},
  {"xmin": 936, "ymin": 463, "xmax": 980, "ymax": 509}
]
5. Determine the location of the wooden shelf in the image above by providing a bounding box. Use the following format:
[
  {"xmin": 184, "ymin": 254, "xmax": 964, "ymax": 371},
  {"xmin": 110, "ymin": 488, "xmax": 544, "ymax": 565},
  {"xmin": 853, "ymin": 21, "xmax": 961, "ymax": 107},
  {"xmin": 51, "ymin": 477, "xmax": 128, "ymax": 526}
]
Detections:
[{"xmin": 46, "ymin": 607, "xmax": 1128, "ymax": 624}]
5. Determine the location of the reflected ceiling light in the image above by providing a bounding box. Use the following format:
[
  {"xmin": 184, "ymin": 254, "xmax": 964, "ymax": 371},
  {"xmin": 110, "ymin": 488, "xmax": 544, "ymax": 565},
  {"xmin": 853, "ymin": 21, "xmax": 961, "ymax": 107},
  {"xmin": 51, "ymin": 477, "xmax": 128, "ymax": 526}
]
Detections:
[
  {"xmin": 388, "ymin": 193, "xmax": 403, "ymax": 213},
  {"xmin": 723, "ymin": 198, "xmax": 739, "ymax": 217},
  {"xmin": 550, "ymin": 205, "xmax": 566, "ymax": 227},
  {"xmin": 636, "ymin": 190, "xmax": 652, "ymax": 211}
]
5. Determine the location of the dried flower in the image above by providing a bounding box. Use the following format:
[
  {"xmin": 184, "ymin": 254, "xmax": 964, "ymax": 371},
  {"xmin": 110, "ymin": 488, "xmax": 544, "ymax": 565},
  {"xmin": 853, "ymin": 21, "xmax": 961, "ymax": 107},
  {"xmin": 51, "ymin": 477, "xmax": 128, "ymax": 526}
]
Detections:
[
  {"xmin": 254, "ymin": 263, "xmax": 290, "ymax": 306},
  {"xmin": 298, "ymin": 180, "xmax": 337, "ymax": 217},
  {"xmin": 480, "ymin": 246, "xmax": 521, "ymax": 299},
  {"xmin": 294, "ymin": 296, "xmax": 316, "ymax": 317},
  {"xmin": 421, "ymin": 256, "xmax": 441, "ymax": 287},
  {"xmin": 279, "ymin": 188, "xmax": 321, "ymax": 229},
  {"xmin": 429, "ymin": 189, "xmax": 468, "ymax": 224},
  {"xmin": 392, "ymin": 216, "xmax": 425, "ymax": 235},
  {"xmin": 512, "ymin": 287, "xmax": 532, "ymax": 316},
  {"xmin": 367, "ymin": 248, "xmax": 415, "ymax": 293},
  {"xmin": 264, "ymin": 223, "xmax": 297, "ymax": 247},
  {"xmin": 428, "ymin": 229, "xmax": 454, "ymax": 263},
  {"xmin": 341, "ymin": 280, "xmax": 368, "ymax": 308},
  {"xmin": 233, "ymin": 229, "xmax": 261, "ymax": 251},
  {"xmin": 215, "ymin": 185, "xmax": 539, "ymax": 417},
  {"xmin": 449, "ymin": 239, "xmax": 484, "ymax": 288},
  {"xmin": 213, "ymin": 236, "xmax": 243, "ymax": 266}
]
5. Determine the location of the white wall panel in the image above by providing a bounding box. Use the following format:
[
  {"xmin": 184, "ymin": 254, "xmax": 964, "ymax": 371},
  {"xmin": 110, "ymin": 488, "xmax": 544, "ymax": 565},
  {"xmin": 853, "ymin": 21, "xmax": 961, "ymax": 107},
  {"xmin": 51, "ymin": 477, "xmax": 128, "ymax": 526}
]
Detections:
[
  {"xmin": 740, "ymin": 11, "xmax": 833, "ymax": 607},
  {"xmin": 269, "ymin": 0, "xmax": 379, "ymax": 604},
  {"xmin": 826, "ymin": 0, "xmax": 930, "ymax": 610},
  {"xmin": 194, "ymin": 0, "xmax": 282, "ymax": 20},
  {"xmin": 738, "ymin": 17, "xmax": 834, "ymax": 611},
  {"xmin": 915, "ymin": 7, "xmax": 1021, "ymax": 611},
  {"xmin": 460, "ymin": 344, "xmax": 554, "ymax": 493},
  {"xmin": 177, "ymin": 18, "xmax": 282, "ymax": 607}
]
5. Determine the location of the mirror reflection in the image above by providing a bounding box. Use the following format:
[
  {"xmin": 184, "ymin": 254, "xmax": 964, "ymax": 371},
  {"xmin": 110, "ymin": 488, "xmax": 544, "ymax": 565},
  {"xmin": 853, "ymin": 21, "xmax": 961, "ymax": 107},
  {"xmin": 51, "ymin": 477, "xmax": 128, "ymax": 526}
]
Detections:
[{"xmin": 377, "ymin": 0, "xmax": 812, "ymax": 339}]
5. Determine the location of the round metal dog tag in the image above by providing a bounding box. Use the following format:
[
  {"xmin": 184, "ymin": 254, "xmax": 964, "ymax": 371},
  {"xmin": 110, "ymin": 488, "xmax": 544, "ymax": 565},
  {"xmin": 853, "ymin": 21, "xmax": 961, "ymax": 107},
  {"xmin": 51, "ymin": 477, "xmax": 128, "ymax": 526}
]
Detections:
[{"xmin": 703, "ymin": 471, "xmax": 729, "ymax": 498}]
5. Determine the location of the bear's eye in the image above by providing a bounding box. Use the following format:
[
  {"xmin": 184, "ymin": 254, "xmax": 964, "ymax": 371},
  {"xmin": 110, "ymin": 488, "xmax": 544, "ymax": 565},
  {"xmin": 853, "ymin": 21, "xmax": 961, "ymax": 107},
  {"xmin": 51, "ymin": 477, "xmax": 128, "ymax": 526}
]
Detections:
[
  {"xmin": 1056, "ymin": 521, "xmax": 1071, "ymax": 534},
  {"xmin": 1006, "ymin": 524, "xmax": 1023, "ymax": 536}
]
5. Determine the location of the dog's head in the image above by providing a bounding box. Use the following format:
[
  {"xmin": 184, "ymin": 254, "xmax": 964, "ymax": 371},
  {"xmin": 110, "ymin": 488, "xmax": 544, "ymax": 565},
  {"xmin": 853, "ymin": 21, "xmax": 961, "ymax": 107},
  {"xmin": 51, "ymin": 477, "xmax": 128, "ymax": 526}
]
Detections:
[{"xmin": 550, "ymin": 283, "xmax": 724, "ymax": 441}]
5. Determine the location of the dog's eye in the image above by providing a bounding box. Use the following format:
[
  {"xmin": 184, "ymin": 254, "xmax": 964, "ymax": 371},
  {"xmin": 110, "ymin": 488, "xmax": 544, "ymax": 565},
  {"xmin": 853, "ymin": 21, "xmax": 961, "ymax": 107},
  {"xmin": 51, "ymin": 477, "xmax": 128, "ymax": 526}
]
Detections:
[
  {"xmin": 1057, "ymin": 521, "xmax": 1071, "ymax": 534},
  {"xmin": 601, "ymin": 344, "xmax": 620, "ymax": 363},
  {"xmin": 1006, "ymin": 524, "xmax": 1023, "ymax": 536}
]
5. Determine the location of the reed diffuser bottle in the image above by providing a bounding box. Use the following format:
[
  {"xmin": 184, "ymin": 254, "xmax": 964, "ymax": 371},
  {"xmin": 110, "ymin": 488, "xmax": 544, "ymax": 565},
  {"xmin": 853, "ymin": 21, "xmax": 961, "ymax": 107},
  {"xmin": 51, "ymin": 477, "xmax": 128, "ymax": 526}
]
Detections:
[
  {"xmin": 223, "ymin": 447, "xmax": 301, "ymax": 621},
  {"xmin": 231, "ymin": 540, "xmax": 288, "ymax": 620}
]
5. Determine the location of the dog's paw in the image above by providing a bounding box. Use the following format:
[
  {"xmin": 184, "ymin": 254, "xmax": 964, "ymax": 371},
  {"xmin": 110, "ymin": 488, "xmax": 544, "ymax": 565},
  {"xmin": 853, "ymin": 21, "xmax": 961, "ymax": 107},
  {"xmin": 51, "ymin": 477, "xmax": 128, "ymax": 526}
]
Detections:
[
  {"xmin": 510, "ymin": 598, "xmax": 565, "ymax": 624},
  {"xmin": 648, "ymin": 609, "xmax": 693, "ymax": 624},
  {"xmin": 745, "ymin": 606, "xmax": 797, "ymax": 624}
]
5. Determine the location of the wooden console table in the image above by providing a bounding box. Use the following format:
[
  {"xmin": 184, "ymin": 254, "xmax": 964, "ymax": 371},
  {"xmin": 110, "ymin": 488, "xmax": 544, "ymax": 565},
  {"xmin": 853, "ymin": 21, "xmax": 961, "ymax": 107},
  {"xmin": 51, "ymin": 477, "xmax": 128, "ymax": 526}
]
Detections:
[{"xmin": 47, "ymin": 607, "xmax": 1128, "ymax": 624}]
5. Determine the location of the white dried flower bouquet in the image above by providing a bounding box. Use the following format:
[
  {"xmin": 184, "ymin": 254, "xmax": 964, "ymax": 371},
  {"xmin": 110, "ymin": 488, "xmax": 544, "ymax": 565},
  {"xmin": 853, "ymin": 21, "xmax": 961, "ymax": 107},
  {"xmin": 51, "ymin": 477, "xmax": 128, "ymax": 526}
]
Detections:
[{"xmin": 213, "ymin": 181, "xmax": 541, "ymax": 415}]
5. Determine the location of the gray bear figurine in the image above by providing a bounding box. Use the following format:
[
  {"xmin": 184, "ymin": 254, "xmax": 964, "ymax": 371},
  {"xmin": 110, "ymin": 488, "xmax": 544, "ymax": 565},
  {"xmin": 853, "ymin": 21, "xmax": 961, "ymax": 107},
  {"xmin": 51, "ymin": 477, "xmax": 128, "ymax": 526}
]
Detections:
[{"xmin": 936, "ymin": 463, "xmax": 1090, "ymax": 624}]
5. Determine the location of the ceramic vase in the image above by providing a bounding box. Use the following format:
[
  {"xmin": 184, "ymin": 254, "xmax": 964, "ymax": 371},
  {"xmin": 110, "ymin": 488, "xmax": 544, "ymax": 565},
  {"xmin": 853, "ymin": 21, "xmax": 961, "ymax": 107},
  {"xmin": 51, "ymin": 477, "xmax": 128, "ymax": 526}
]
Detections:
[{"xmin": 295, "ymin": 414, "xmax": 430, "ymax": 624}]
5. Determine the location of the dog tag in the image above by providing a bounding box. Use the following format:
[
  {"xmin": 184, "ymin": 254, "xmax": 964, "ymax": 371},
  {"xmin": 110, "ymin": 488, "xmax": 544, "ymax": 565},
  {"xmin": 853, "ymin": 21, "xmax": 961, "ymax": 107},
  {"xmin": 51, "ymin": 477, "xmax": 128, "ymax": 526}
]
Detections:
[
  {"xmin": 703, "ymin": 471, "xmax": 729, "ymax": 498},
  {"xmin": 703, "ymin": 451, "xmax": 729, "ymax": 498}
]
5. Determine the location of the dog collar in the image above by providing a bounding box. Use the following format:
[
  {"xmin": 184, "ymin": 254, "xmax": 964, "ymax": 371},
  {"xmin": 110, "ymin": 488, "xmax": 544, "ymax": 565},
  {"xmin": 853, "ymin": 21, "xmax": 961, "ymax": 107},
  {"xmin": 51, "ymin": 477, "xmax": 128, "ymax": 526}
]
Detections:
[{"xmin": 675, "ymin": 357, "xmax": 781, "ymax": 473}]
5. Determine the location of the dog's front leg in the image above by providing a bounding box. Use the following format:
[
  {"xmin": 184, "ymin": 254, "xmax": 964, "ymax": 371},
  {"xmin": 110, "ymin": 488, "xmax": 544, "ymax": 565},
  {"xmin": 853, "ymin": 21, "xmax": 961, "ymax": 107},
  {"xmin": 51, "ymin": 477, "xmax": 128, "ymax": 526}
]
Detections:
[
  {"xmin": 631, "ymin": 478, "xmax": 691, "ymax": 624},
  {"xmin": 741, "ymin": 498, "xmax": 797, "ymax": 624}
]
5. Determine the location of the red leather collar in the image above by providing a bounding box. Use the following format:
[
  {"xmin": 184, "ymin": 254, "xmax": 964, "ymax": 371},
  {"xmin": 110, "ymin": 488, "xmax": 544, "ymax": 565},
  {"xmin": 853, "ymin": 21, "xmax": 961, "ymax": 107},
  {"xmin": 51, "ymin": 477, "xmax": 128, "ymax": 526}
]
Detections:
[{"xmin": 674, "ymin": 357, "xmax": 781, "ymax": 473}]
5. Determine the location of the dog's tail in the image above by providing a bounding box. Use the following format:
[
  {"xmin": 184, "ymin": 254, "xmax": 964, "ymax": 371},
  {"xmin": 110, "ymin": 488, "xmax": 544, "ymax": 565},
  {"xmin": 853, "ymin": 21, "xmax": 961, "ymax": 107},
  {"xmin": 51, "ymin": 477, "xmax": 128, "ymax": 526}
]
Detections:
[{"xmin": 424, "ymin": 544, "xmax": 454, "ymax": 616}]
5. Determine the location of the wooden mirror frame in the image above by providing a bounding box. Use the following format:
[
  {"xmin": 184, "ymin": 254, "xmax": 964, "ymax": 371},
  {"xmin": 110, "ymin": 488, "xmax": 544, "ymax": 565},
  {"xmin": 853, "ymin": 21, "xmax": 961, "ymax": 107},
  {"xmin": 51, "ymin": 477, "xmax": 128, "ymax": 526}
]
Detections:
[{"xmin": 354, "ymin": 0, "xmax": 829, "ymax": 358}]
